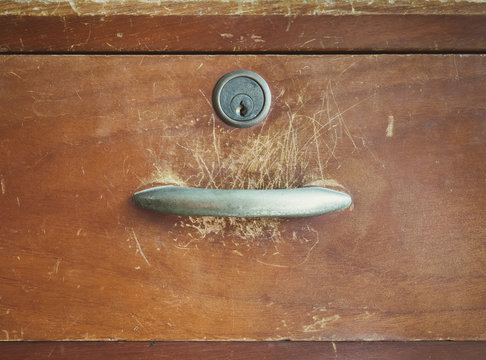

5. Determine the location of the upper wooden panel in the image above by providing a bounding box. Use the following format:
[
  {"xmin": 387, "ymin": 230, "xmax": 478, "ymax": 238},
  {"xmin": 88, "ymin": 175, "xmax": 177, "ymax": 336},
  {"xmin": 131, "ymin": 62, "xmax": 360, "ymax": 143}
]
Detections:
[
  {"xmin": 0, "ymin": 55, "xmax": 485, "ymax": 340},
  {"xmin": 1, "ymin": 1, "xmax": 486, "ymax": 52},
  {"xmin": 2, "ymin": 0, "xmax": 486, "ymax": 16},
  {"xmin": 2, "ymin": 14, "xmax": 486, "ymax": 53}
]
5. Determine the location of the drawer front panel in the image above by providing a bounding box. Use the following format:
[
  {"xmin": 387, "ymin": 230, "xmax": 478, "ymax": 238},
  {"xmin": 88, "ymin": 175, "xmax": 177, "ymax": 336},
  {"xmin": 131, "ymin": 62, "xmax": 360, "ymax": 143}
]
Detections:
[{"xmin": 0, "ymin": 55, "xmax": 485, "ymax": 340}]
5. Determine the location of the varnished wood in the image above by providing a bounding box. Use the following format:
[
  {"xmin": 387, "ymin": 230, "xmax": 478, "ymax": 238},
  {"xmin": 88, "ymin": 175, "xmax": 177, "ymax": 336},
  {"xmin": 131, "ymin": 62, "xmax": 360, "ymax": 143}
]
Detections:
[
  {"xmin": 0, "ymin": 55, "xmax": 485, "ymax": 340},
  {"xmin": 2, "ymin": 15, "xmax": 486, "ymax": 53},
  {"xmin": 1, "ymin": 341, "xmax": 486, "ymax": 360},
  {"xmin": 2, "ymin": 0, "xmax": 486, "ymax": 16}
]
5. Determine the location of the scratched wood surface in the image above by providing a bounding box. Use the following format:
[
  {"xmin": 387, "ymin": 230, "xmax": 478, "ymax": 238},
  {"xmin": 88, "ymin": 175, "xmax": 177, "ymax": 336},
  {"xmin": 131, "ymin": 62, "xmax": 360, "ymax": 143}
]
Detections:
[
  {"xmin": 2, "ymin": 0, "xmax": 486, "ymax": 16},
  {"xmin": 2, "ymin": 341, "xmax": 486, "ymax": 360},
  {"xmin": 2, "ymin": 14, "xmax": 486, "ymax": 53},
  {"xmin": 0, "ymin": 55, "xmax": 485, "ymax": 341},
  {"xmin": 2, "ymin": 1, "xmax": 486, "ymax": 53}
]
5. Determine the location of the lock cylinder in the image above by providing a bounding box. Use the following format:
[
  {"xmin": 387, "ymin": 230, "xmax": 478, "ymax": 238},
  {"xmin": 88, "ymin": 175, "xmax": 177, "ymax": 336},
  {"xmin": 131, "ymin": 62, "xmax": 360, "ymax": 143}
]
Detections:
[{"xmin": 212, "ymin": 70, "xmax": 271, "ymax": 128}]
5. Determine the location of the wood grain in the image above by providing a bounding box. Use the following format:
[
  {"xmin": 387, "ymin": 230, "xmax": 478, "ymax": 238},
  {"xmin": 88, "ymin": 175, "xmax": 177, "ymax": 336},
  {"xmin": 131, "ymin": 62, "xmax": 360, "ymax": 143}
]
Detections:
[
  {"xmin": 2, "ymin": 0, "xmax": 486, "ymax": 16},
  {"xmin": 1, "ymin": 341, "xmax": 486, "ymax": 360},
  {"xmin": 2, "ymin": 15, "xmax": 486, "ymax": 53},
  {"xmin": 0, "ymin": 55, "xmax": 485, "ymax": 341}
]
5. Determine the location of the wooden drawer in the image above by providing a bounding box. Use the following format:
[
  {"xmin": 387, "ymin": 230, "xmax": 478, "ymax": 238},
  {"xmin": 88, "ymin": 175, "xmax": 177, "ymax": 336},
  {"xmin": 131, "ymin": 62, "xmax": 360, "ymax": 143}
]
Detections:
[{"xmin": 0, "ymin": 54, "xmax": 485, "ymax": 341}]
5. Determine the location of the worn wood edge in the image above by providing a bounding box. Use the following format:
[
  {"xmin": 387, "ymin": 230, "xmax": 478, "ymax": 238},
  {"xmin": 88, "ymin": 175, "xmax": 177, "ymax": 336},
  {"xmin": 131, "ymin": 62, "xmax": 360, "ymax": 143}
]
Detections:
[{"xmin": 1, "ymin": 0, "xmax": 486, "ymax": 16}]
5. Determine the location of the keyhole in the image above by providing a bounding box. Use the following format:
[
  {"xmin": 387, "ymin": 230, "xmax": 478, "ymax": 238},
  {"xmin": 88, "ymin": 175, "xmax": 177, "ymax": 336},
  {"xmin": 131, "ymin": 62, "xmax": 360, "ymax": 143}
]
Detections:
[
  {"xmin": 237, "ymin": 101, "xmax": 248, "ymax": 117},
  {"xmin": 229, "ymin": 93, "xmax": 254, "ymax": 120}
]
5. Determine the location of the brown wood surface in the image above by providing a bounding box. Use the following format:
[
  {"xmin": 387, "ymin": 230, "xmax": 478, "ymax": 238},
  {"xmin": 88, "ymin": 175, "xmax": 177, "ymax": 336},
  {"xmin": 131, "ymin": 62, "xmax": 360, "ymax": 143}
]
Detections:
[
  {"xmin": 2, "ymin": 0, "xmax": 486, "ymax": 16},
  {"xmin": 0, "ymin": 55, "xmax": 485, "ymax": 341},
  {"xmin": 1, "ymin": 341, "xmax": 486, "ymax": 360},
  {"xmin": 2, "ymin": 14, "xmax": 486, "ymax": 53}
]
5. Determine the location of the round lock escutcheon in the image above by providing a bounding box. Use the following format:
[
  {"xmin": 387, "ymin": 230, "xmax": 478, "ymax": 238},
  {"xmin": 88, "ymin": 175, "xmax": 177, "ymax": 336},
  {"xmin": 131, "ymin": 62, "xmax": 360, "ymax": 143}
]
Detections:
[{"xmin": 212, "ymin": 70, "xmax": 271, "ymax": 128}]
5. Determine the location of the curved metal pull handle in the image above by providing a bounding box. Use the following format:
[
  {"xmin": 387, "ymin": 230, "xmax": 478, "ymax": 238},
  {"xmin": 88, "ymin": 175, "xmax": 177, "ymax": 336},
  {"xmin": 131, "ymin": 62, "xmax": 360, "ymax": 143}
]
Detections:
[{"xmin": 132, "ymin": 186, "xmax": 351, "ymax": 218}]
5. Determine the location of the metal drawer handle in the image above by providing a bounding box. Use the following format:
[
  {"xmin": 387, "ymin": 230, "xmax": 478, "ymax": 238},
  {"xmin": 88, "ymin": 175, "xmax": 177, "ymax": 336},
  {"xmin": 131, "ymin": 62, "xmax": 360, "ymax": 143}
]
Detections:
[{"xmin": 132, "ymin": 186, "xmax": 351, "ymax": 218}]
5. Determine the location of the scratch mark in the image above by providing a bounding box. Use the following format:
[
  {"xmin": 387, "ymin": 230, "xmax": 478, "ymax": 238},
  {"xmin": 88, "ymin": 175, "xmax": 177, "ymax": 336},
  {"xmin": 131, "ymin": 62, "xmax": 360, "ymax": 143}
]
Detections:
[
  {"xmin": 303, "ymin": 314, "xmax": 341, "ymax": 332},
  {"xmin": 132, "ymin": 229, "xmax": 150, "ymax": 266},
  {"xmin": 2, "ymin": 330, "xmax": 9, "ymax": 340},
  {"xmin": 301, "ymin": 38, "xmax": 316, "ymax": 47},
  {"xmin": 257, "ymin": 227, "xmax": 319, "ymax": 268},
  {"xmin": 251, "ymin": 34, "xmax": 265, "ymax": 43},
  {"xmin": 332, "ymin": 341, "xmax": 337, "ymax": 354},
  {"xmin": 311, "ymin": 97, "xmax": 325, "ymax": 179},
  {"xmin": 47, "ymin": 258, "xmax": 62, "ymax": 279},
  {"xmin": 67, "ymin": 0, "xmax": 81, "ymax": 15},
  {"xmin": 299, "ymin": 89, "xmax": 365, "ymax": 152},
  {"xmin": 145, "ymin": 78, "xmax": 364, "ymax": 257},
  {"xmin": 173, "ymin": 245, "xmax": 191, "ymax": 251},
  {"xmin": 386, "ymin": 115, "xmax": 394, "ymax": 137},
  {"xmin": 453, "ymin": 56, "xmax": 460, "ymax": 80},
  {"xmin": 54, "ymin": 258, "xmax": 61, "ymax": 274},
  {"xmin": 0, "ymin": 176, "xmax": 5, "ymax": 194},
  {"xmin": 255, "ymin": 259, "xmax": 289, "ymax": 268},
  {"xmin": 339, "ymin": 60, "xmax": 358, "ymax": 76},
  {"xmin": 231, "ymin": 288, "xmax": 235, "ymax": 331},
  {"xmin": 16, "ymin": 197, "xmax": 20, "ymax": 207},
  {"xmin": 8, "ymin": 71, "xmax": 22, "ymax": 79},
  {"xmin": 220, "ymin": 33, "xmax": 234, "ymax": 38},
  {"xmin": 285, "ymin": 18, "xmax": 292, "ymax": 32},
  {"xmin": 123, "ymin": 156, "xmax": 130, "ymax": 175},
  {"xmin": 198, "ymin": 89, "xmax": 212, "ymax": 108},
  {"xmin": 306, "ymin": 179, "xmax": 347, "ymax": 191},
  {"xmin": 274, "ymin": 88, "xmax": 286, "ymax": 102},
  {"xmin": 212, "ymin": 115, "xmax": 221, "ymax": 168},
  {"xmin": 328, "ymin": 83, "xmax": 358, "ymax": 150},
  {"xmin": 130, "ymin": 313, "xmax": 144, "ymax": 330},
  {"xmin": 297, "ymin": 227, "xmax": 320, "ymax": 267},
  {"xmin": 194, "ymin": 151, "xmax": 218, "ymax": 188}
]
